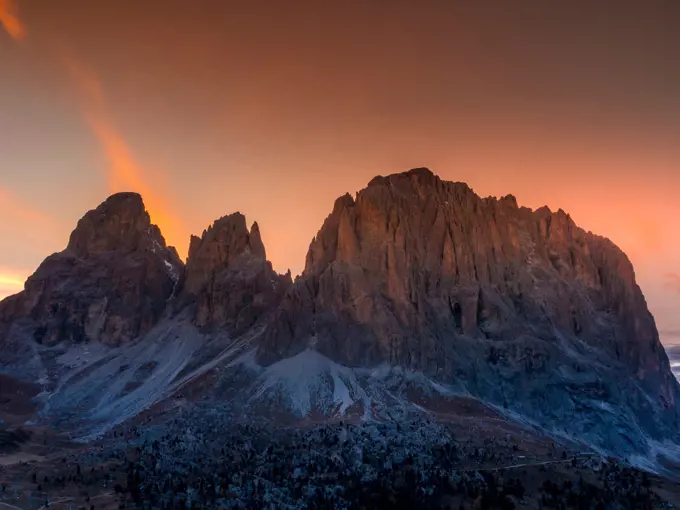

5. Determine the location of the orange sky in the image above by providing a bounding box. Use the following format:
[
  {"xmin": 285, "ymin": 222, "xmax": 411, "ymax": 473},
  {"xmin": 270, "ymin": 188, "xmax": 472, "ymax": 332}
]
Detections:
[
  {"xmin": 1, "ymin": 1, "xmax": 679, "ymax": 344},
  {"xmin": 0, "ymin": 0, "xmax": 25, "ymax": 41}
]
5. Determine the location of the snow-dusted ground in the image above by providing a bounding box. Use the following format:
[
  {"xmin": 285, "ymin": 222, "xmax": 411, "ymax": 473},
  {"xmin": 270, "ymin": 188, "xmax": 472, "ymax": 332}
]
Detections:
[
  {"xmin": 10, "ymin": 323, "xmax": 472, "ymax": 442},
  {"xmin": 250, "ymin": 348, "xmax": 366, "ymax": 416},
  {"xmin": 244, "ymin": 347, "xmax": 470, "ymax": 424},
  {"xmin": 24, "ymin": 320, "xmax": 246, "ymax": 440},
  {"xmin": 2, "ymin": 315, "xmax": 679, "ymax": 479}
]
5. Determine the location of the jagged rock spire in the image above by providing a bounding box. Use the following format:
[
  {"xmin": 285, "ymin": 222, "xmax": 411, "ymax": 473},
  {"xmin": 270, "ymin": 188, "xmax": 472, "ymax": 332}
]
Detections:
[{"xmin": 181, "ymin": 213, "xmax": 290, "ymax": 332}]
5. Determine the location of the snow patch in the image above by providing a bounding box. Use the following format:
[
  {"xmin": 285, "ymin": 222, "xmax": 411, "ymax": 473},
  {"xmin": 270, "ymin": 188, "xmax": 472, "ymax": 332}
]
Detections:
[
  {"xmin": 246, "ymin": 349, "xmax": 467, "ymax": 421},
  {"xmin": 251, "ymin": 349, "xmax": 365, "ymax": 416},
  {"xmin": 163, "ymin": 260, "xmax": 179, "ymax": 283}
]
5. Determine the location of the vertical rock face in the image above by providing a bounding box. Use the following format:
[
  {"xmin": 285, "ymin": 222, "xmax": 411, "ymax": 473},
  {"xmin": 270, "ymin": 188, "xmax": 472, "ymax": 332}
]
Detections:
[
  {"xmin": 0, "ymin": 193, "xmax": 183, "ymax": 347},
  {"xmin": 260, "ymin": 168, "xmax": 679, "ymax": 448},
  {"xmin": 181, "ymin": 214, "xmax": 291, "ymax": 334}
]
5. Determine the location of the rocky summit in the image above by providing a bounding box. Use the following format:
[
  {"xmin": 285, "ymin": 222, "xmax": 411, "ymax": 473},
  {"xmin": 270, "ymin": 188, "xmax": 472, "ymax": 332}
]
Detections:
[
  {"xmin": 0, "ymin": 192, "xmax": 182, "ymax": 348},
  {"xmin": 260, "ymin": 167, "xmax": 679, "ymax": 452},
  {"xmin": 0, "ymin": 168, "xmax": 678, "ymax": 480},
  {"xmin": 180, "ymin": 213, "xmax": 291, "ymax": 334}
]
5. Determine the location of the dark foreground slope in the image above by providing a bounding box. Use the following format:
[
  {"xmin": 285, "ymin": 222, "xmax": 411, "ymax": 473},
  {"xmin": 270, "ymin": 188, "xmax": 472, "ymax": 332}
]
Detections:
[{"xmin": 2, "ymin": 403, "xmax": 680, "ymax": 509}]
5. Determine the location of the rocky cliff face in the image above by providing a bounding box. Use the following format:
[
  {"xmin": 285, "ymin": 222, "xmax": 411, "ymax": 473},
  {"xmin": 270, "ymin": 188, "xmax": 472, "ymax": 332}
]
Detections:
[
  {"xmin": 180, "ymin": 213, "xmax": 291, "ymax": 334},
  {"xmin": 1, "ymin": 170, "xmax": 677, "ymax": 458},
  {"xmin": 0, "ymin": 193, "xmax": 183, "ymax": 347},
  {"xmin": 260, "ymin": 168, "xmax": 679, "ymax": 449}
]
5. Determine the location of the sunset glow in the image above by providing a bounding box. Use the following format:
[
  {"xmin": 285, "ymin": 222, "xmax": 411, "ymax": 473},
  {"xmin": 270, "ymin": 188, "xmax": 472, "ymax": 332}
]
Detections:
[
  {"xmin": 0, "ymin": 274, "xmax": 25, "ymax": 287},
  {"xmin": 0, "ymin": 7, "xmax": 187, "ymax": 256},
  {"xmin": 64, "ymin": 57, "xmax": 188, "ymax": 254},
  {"xmin": 88, "ymin": 118, "xmax": 187, "ymax": 254},
  {"xmin": 4, "ymin": 5, "xmax": 680, "ymax": 504},
  {"xmin": 1, "ymin": 1, "xmax": 679, "ymax": 344},
  {"xmin": 0, "ymin": 267, "xmax": 27, "ymax": 301},
  {"xmin": 0, "ymin": 0, "xmax": 25, "ymax": 41}
]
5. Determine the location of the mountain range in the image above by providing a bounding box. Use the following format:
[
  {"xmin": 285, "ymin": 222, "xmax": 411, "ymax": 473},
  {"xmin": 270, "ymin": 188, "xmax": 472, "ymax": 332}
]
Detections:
[{"xmin": 1, "ymin": 167, "xmax": 678, "ymax": 473}]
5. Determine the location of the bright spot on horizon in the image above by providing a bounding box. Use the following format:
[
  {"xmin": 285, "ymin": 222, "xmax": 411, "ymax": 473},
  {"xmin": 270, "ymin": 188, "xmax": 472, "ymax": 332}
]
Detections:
[
  {"xmin": 0, "ymin": 275, "xmax": 26, "ymax": 287},
  {"xmin": 0, "ymin": 269, "xmax": 29, "ymax": 300}
]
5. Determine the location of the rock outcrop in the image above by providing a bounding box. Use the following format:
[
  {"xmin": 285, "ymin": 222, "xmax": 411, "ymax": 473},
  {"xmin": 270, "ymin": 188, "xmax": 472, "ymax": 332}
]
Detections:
[
  {"xmin": 180, "ymin": 213, "xmax": 291, "ymax": 334},
  {"xmin": 260, "ymin": 168, "xmax": 680, "ymax": 452},
  {"xmin": 0, "ymin": 193, "xmax": 183, "ymax": 347}
]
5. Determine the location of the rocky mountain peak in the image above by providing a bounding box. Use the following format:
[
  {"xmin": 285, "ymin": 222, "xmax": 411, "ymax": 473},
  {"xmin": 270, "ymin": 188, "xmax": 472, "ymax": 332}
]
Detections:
[
  {"xmin": 67, "ymin": 192, "xmax": 175, "ymax": 259},
  {"xmin": 0, "ymin": 193, "xmax": 182, "ymax": 347},
  {"xmin": 0, "ymin": 168, "xmax": 678, "ymax": 463},
  {"xmin": 367, "ymin": 166, "xmax": 437, "ymax": 188},
  {"xmin": 181, "ymin": 213, "xmax": 290, "ymax": 332},
  {"xmin": 249, "ymin": 221, "xmax": 267, "ymax": 260},
  {"xmin": 184, "ymin": 213, "xmax": 265, "ymax": 295},
  {"xmin": 260, "ymin": 168, "xmax": 679, "ymax": 452}
]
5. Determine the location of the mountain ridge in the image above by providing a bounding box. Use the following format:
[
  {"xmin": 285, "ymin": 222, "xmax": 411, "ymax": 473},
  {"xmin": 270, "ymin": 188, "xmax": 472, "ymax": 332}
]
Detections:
[{"xmin": 0, "ymin": 167, "xmax": 678, "ymax": 472}]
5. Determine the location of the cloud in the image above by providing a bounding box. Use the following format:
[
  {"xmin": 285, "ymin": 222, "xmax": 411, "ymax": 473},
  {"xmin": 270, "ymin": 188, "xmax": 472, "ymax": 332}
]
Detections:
[
  {"xmin": 0, "ymin": 0, "xmax": 26, "ymax": 41},
  {"xmin": 62, "ymin": 56, "xmax": 187, "ymax": 255},
  {"xmin": 663, "ymin": 273, "xmax": 680, "ymax": 293}
]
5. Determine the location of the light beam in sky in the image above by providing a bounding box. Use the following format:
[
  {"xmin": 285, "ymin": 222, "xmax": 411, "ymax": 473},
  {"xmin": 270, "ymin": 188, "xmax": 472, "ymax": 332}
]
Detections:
[
  {"xmin": 0, "ymin": 0, "xmax": 25, "ymax": 41},
  {"xmin": 62, "ymin": 56, "xmax": 188, "ymax": 256},
  {"xmin": 0, "ymin": 3, "xmax": 186, "ymax": 257}
]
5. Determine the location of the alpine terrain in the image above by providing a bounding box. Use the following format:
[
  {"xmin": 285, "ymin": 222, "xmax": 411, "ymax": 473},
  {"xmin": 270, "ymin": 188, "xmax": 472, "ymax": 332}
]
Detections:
[{"xmin": 1, "ymin": 168, "xmax": 679, "ymax": 509}]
